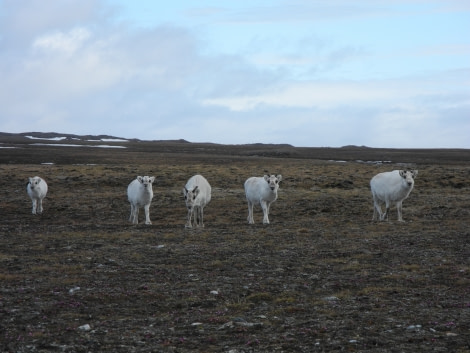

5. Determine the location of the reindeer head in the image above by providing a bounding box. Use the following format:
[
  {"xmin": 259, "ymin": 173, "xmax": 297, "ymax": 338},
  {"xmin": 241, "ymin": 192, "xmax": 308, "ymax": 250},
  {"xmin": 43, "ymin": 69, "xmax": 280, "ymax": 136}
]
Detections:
[
  {"xmin": 399, "ymin": 170, "xmax": 418, "ymax": 187},
  {"xmin": 28, "ymin": 176, "xmax": 42, "ymax": 190},
  {"xmin": 264, "ymin": 174, "xmax": 282, "ymax": 191},
  {"xmin": 137, "ymin": 176, "xmax": 155, "ymax": 189},
  {"xmin": 183, "ymin": 186, "xmax": 199, "ymax": 208}
]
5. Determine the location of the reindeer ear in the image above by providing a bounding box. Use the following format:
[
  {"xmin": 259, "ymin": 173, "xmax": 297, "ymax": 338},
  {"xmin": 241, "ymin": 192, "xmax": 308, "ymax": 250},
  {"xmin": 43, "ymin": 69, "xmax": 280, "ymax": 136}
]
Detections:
[
  {"xmin": 277, "ymin": 175, "xmax": 282, "ymax": 182},
  {"xmin": 399, "ymin": 170, "xmax": 405, "ymax": 178},
  {"xmin": 137, "ymin": 176, "xmax": 143, "ymax": 183},
  {"xmin": 264, "ymin": 175, "xmax": 269, "ymax": 181},
  {"xmin": 412, "ymin": 170, "xmax": 418, "ymax": 177}
]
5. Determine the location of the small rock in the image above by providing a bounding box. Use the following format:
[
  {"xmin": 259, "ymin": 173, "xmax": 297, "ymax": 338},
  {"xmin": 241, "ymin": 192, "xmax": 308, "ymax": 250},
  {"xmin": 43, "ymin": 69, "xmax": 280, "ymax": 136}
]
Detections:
[
  {"xmin": 218, "ymin": 321, "xmax": 234, "ymax": 330},
  {"xmin": 406, "ymin": 324, "xmax": 422, "ymax": 331},
  {"xmin": 323, "ymin": 296, "xmax": 340, "ymax": 301},
  {"xmin": 69, "ymin": 286, "xmax": 80, "ymax": 294},
  {"xmin": 210, "ymin": 290, "xmax": 219, "ymax": 295},
  {"xmin": 232, "ymin": 317, "xmax": 247, "ymax": 323},
  {"xmin": 78, "ymin": 324, "xmax": 91, "ymax": 331},
  {"xmin": 234, "ymin": 321, "xmax": 263, "ymax": 328}
]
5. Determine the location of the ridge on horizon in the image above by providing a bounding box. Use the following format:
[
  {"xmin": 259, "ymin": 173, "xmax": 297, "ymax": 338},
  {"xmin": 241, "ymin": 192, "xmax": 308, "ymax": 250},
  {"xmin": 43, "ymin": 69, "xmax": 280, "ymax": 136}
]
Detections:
[
  {"xmin": 1, "ymin": 132, "xmax": 469, "ymax": 151},
  {"xmin": 0, "ymin": 131, "xmax": 298, "ymax": 147}
]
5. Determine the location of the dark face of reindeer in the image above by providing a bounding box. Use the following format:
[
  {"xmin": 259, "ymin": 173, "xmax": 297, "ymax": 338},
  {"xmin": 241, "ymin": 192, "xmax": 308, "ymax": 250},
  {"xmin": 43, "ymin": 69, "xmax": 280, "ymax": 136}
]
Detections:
[
  {"xmin": 264, "ymin": 174, "xmax": 282, "ymax": 191},
  {"xmin": 29, "ymin": 177, "xmax": 40, "ymax": 190},
  {"xmin": 400, "ymin": 170, "xmax": 417, "ymax": 187},
  {"xmin": 184, "ymin": 186, "xmax": 199, "ymax": 209},
  {"xmin": 138, "ymin": 176, "xmax": 154, "ymax": 189}
]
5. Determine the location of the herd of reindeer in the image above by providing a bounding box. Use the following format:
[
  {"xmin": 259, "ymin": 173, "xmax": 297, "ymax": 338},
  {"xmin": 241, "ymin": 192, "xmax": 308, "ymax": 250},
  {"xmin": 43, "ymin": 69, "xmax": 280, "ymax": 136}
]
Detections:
[{"xmin": 26, "ymin": 169, "xmax": 418, "ymax": 227}]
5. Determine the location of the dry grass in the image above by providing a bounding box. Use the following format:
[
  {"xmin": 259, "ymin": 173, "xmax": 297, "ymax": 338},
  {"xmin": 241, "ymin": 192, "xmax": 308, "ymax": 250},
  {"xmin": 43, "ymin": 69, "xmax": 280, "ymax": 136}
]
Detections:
[{"xmin": 0, "ymin": 142, "xmax": 469, "ymax": 352}]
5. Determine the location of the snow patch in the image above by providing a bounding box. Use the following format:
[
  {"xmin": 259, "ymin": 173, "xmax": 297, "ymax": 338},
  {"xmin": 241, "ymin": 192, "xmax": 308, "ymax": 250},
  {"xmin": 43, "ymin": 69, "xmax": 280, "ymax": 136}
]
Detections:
[
  {"xmin": 32, "ymin": 143, "xmax": 127, "ymax": 149},
  {"xmin": 25, "ymin": 136, "xmax": 67, "ymax": 141}
]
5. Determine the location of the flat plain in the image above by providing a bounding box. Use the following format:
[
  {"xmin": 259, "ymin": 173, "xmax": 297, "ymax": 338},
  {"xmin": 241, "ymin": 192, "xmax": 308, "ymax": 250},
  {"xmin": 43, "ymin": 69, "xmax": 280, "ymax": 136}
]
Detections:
[{"xmin": 1, "ymin": 134, "xmax": 469, "ymax": 352}]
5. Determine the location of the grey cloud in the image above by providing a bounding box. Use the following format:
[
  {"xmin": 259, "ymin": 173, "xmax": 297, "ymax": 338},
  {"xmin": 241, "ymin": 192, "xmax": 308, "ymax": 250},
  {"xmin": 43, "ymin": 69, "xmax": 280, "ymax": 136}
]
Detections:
[
  {"xmin": 0, "ymin": 0, "xmax": 109, "ymax": 48},
  {"xmin": 0, "ymin": 0, "xmax": 468, "ymax": 148}
]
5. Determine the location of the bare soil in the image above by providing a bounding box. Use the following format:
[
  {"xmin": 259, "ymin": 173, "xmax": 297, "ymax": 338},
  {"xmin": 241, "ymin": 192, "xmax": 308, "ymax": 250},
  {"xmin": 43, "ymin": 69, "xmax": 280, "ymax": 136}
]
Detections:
[{"xmin": 1, "ymin": 135, "xmax": 469, "ymax": 352}]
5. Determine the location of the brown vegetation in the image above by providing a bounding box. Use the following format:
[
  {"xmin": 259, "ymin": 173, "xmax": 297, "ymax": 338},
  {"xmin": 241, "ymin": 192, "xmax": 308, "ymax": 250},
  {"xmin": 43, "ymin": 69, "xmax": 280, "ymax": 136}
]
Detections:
[{"xmin": 0, "ymin": 136, "xmax": 469, "ymax": 352}]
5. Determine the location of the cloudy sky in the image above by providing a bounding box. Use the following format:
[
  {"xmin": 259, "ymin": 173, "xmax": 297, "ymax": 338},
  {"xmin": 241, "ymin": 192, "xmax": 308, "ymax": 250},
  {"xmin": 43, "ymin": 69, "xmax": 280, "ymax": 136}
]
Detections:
[{"xmin": 1, "ymin": 0, "xmax": 469, "ymax": 147}]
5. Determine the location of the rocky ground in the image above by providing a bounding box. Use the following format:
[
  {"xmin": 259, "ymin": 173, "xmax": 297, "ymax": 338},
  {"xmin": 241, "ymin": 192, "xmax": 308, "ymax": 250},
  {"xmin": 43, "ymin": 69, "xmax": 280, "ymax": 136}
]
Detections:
[{"xmin": 0, "ymin": 134, "xmax": 469, "ymax": 352}]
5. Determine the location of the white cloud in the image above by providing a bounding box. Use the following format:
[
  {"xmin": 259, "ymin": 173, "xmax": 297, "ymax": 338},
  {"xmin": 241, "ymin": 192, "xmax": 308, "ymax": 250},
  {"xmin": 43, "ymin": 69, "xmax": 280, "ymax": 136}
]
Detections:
[
  {"xmin": 33, "ymin": 28, "xmax": 91, "ymax": 54},
  {"xmin": 33, "ymin": 27, "xmax": 91, "ymax": 54},
  {"xmin": 201, "ymin": 78, "xmax": 427, "ymax": 111},
  {"xmin": 0, "ymin": 0, "xmax": 468, "ymax": 148}
]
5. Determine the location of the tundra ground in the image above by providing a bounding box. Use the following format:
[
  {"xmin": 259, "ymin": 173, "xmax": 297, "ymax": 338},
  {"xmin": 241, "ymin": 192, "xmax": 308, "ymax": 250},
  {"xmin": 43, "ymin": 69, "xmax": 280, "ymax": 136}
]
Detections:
[{"xmin": 0, "ymin": 139, "xmax": 469, "ymax": 352}]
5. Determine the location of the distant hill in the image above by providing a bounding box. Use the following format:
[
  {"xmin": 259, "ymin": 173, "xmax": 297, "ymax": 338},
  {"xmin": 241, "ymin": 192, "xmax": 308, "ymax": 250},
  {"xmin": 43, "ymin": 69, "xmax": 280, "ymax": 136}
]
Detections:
[
  {"xmin": 0, "ymin": 132, "xmax": 134, "ymax": 141},
  {"xmin": 0, "ymin": 132, "xmax": 195, "ymax": 144},
  {"xmin": 1, "ymin": 132, "xmax": 469, "ymax": 165}
]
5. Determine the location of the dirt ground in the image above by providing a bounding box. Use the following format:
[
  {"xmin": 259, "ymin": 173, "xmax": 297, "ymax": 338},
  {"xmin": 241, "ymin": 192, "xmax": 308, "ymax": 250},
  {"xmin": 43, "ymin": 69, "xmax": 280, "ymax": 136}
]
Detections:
[{"xmin": 1, "ymin": 135, "xmax": 469, "ymax": 352}]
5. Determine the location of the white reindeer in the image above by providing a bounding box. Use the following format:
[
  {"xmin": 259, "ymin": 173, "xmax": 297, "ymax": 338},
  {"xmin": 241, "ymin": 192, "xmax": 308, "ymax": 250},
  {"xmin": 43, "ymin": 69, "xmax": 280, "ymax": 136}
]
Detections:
[
  {"xmin": 183, "ymin": 174, "xmax": 211, "ymax": 228},
  {"xmin": 370, "ymin": 170, "xmax": 418, "ymax": 222},
  {"xmin": 127, "ymin": 176, "xmax": 155, "ymax": 225},
  {"xmin": 27, "ymin": 176, "xmax": 48, "ymax": 215},
  {"xmin": 245, "ymin": 174, "xmax": 282, "ymax": 224}
]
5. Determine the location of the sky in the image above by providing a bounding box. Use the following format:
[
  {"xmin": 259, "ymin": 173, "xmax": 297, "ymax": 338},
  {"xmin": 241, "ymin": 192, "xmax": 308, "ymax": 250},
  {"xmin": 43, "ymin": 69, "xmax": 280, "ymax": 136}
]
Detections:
[{"xmin": 0, "ymin": 0, "xmax": 469, "ymax": 148}]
